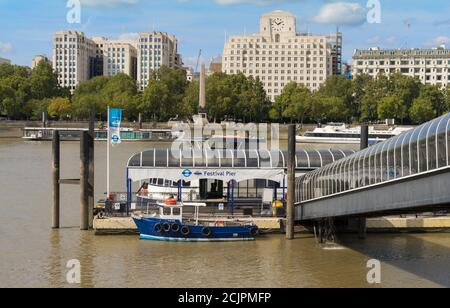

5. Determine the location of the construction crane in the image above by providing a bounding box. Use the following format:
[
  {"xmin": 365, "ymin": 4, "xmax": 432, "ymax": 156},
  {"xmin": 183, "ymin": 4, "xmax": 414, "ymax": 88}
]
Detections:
[{"xmin": 195, "ymin": 49, "xmax": 202, "ymax": 73}]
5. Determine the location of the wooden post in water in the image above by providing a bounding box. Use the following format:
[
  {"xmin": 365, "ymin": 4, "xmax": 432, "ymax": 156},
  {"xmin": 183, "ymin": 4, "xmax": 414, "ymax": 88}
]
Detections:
[
  {"xmin": 52, "ymin": 131, "xmax": 60, "ymax": 229},
  {"xmin": 80, "ymin": 132, "xmax": 90, "ymax": 230},
  {"xmin": 358, "ymin": 125, "xmax": 369, "ymax": 239},
  {"xmin": 88, "ymin": 110, "xmax": 95, "ymax": 229},
  {"xmin": 286, "ymin": 125, "xmax": 296, "ymax": 240},
  {"xmin": 138, "ymin": 113, "xmax": 143, "ymax": 130}
]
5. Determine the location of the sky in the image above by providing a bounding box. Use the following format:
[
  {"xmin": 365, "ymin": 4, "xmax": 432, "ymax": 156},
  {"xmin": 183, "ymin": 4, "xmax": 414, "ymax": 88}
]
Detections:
[{"xmin": 0, "ymin": 0, "xmax": 449, "ymax": 67}]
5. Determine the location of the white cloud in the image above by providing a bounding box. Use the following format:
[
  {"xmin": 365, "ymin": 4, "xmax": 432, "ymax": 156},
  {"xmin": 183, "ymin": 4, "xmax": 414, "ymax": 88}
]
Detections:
[
  {"xmin": 117, "ymin": 32, "xmax": 140, "ymax": 41},
  {"xmin": 0, "ymin": 42, "xmax": 14, "ymax": 54},
  {"xmin": 425, "ymin": 36, "xmax": 450, "ymax": 47},
  {"xmin": 312, "ymin": 2, "xmax": 367, "ymax": 26}
]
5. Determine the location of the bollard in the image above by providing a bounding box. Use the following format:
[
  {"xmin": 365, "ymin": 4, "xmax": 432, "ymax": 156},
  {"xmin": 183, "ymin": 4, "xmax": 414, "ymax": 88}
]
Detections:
[
  {"xmin": 286, "ymin": 125, "xmax": 296, "ymax": 240},
  {"xmin": 52, "ymin": 131, "xmax": 60, "ymax": 229}
]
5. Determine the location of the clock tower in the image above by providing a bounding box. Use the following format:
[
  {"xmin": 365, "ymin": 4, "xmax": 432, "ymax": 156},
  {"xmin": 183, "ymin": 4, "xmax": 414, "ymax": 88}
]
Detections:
[{"xmin": 260, "ymin": 11, "xmax": 296, "ymax": 41}]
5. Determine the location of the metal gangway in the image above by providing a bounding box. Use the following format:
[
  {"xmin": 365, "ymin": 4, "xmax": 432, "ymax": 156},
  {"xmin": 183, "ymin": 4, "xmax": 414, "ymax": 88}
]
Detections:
[{"xmin": 295, "ymin": 113, "xmax": 450, "ymax": 221}]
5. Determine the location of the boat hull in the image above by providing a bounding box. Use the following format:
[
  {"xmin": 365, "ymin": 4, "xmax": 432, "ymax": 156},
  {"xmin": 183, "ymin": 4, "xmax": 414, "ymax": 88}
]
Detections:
[{"xmin": 132, "ymin": 216, "xmax": 256, "ymax": 242}]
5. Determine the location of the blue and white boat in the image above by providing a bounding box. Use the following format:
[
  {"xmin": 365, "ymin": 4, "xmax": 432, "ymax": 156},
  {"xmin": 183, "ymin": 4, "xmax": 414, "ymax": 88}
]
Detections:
[{"xmin": 132, "ymin": 203, "xmax": 259, "ymax": 242}]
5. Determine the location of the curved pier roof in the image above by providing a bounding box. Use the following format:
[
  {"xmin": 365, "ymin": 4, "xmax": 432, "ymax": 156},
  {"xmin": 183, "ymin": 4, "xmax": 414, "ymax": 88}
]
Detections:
[
  {"xmin": 127, "ymin": 148, "xmax": 356, "ymax": 170},
  {"xmin": 297, "ymin": 113, "xmax": 450, "ymax": 203}
]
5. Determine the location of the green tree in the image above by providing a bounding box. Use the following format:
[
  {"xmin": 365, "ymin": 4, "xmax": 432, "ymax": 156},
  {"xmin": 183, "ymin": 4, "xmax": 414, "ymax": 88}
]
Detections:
[
  {"xmin": 419, "ymin": 84, "xmax": 445, "ymax": 117},
  {"xmin": 181, "ymin": 80, "xmax": 199, "ymax": 118},
  {"xmin": 24, "ymin": 98, "xmax": 51, "ymax": 120},
  {"xmin": 48, "ymin": 97, "xmax": 72, "ymax": 120},
  {"xmin": 28, "ymin": 61, "xmax": 67, "ymax": 100},
  {"xmin": 410, "ymin": 97, "xmax": 435, "ymax": 124},
  {"xmin": 272, "ymin": 82, "xmax": 311, "ymax": 124},
  {"xmin": 318, "ymin": 75, "xmax": 354, "ymax": 121},
  {"xmin": 139, "ymin": 79, "xmax": 171, "ymax": 121},
  {"xmin": 71, "ymin": 76, "xmax": 109, "ymax": 120},
  {"xmin": 377, "ymin": 95, "xmax": 407, "ymax": 122}
]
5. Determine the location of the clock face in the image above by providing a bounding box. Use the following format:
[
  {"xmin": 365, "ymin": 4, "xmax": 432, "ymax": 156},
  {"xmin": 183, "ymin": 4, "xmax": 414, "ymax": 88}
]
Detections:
[{"xmin": 271, "ymin": 18, "xmax": 286, "ymax": 32}]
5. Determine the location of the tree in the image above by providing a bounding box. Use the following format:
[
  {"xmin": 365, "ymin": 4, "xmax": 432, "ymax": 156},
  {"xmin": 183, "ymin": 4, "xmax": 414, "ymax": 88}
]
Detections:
[
  {"xmin": 139, "ymin": 80, "xmax": 171, "ymax": 121},
  {"xmin": 317, "ymin": 75, "xmax": 353, "ymax": 121},
  {"xmin": 410, "ymin": 97, "xmax": 435, "ymax": 124},
  {"xmin": 419, "ymin": 85, "xmax": 445, "ymax": 117},
  {"xmin": 273, "ymin": 82, "xmax": 311, "ymax": 124},
  {"xmin": 48, "ymin": 97, "xmax": 72, "ymax": 120},
  {"xmin": 24, "ymin": 98, "xmax": 51, "ymax": 120},
  {"xmin": 181, "ymin": 80, "xmax": 199, "ymax": 118},
  {"xmin": 28, "ymin": 61, "xmax": 67, "ymax": 100},
  {"xmin": 377, "ymin": 95, "xmax": 407, "ymax": 122},
  {"xmin": 71, "ymin": 76, "xmax": 109, "ymax": 120}
]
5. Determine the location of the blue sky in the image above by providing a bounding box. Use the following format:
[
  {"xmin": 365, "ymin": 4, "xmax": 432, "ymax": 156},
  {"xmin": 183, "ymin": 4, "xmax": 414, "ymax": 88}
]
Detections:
[{"xmin": 0, "ymin": 0, "xmax": 449, "ymax": 67}]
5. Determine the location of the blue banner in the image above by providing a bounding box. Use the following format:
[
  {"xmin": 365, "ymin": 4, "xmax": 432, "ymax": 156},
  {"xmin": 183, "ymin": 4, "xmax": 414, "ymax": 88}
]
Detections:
[{"xmin": 109, "ymin": 108, "xmax": 123, "ymax": 145}]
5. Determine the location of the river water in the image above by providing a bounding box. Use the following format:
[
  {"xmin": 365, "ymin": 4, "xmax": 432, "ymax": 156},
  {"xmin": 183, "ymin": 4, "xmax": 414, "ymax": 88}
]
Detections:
[{"xmin": 1, "ymin": 139, "xmax": 450, "ymax": 288}]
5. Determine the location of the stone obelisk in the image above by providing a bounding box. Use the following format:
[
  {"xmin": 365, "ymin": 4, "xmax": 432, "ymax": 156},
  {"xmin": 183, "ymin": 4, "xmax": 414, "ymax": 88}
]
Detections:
[{"xmin": 199, "ymin": 63, "xmax": 206, "ymax": 113}]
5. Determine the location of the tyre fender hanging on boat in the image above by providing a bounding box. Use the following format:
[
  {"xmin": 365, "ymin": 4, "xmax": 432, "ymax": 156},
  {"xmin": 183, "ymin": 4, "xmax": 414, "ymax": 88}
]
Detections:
[
  {"xmin": 162, "ymin": 223, "xmax": 171, "ymax": 232},
  {"xmin": 250, "ymin": 226, "xmax": 259, "ymax": 237},
  {"xmin": 181, "ymin": 226, "xmax": 190, "ymax": 236},
  {"xmin": 171, "ymin": 224, "xmax": 181, "ymax": 233},
  {"xmin": 154, "ymin": 224, "xmax": 162, "ymax": 233},
  {"xmin": 202, "ymin": 227, "xmax": 213, "ymax": 237}
]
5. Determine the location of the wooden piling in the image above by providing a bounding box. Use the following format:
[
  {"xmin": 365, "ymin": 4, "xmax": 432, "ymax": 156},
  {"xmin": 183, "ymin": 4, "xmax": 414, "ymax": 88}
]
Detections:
[
  {"xmin": 286, "ymin": 125, "xmax": 296, "ymax": 240},
  {"xmin": 80, "ymin": 132, "xmax": 90, "ymax": 230},
  {"xmin": 52, "ymin": 131, "xmax": 60, "ymax": 229},
  {"xmin": 358, "ymin": 125, "xmax": 369, "ymax": 239},
  {"xmin": 88, "ymin": 110, "xmax": 95, "ymax": 229}
]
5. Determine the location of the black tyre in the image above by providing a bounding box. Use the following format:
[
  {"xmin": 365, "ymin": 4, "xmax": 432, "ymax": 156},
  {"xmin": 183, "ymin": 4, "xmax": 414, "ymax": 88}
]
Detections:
[
  {"xmin": 250, "ymin": 227, "xmax": 259, "ymax": 237},
  {"xmin": 154, "ymin": 224, "xmax": 162, "ymax": 233},
  {"xmin": 202, "ymin": 227, "xmax": 213, "ymax": 237},
  {"xmin": 181, "ymin": 226, "xmax": 190, "ymax": 236},
  {"xmin": 162, "ymin": 223, "xmax": 171, "ymax": 232},
  {"xmin": 171, "ymin": 224, "xmax": 181, "ymax": 233}
]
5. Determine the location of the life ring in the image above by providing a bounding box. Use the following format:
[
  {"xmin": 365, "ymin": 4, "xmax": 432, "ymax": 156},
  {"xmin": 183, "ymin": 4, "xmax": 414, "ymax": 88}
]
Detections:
[
  {"xmin": 171, "ymin": 224, "xmax": 181, "ymax": 233},
  {"xmin": 181, "ymin": 226, "xmax": 190, "ymax": 236},
  {"xmin": 162, "ymin": 223, "xmax": 171, "ymax": 232},
  {"xmin": 154, "ymin": 224, "xmax": 162, "ymax": 233},
  {"xmin": 202, "ymin": 227, "xmax": 213, "ymax": 237},
  {"xmin": 97, "ymin": 211, "xmax": 105, "ymax": 219},
  {"xmin": 165, "ymin": 198, "xmax": 177, "ymax": 206}
]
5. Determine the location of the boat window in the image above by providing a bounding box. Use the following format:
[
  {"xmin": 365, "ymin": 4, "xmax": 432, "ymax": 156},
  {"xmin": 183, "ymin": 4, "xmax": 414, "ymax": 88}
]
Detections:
[
  {"xmin": 157, "ymin": 179, "xmax": 164, "ymax": 186},
  {"xmin": 173, "ymin": 208, "xmax": 181, "ymax": 216},
  {"xmin": 163, "ymin": 207, "xmax": 171, "ymax": 216},
  {"xmin": 164, "ymin": 180, "xmax": 171, "ymax": 187},
  {"xmin": 182, "ymin": 181, "xmax": 191, "ymax": 187}
]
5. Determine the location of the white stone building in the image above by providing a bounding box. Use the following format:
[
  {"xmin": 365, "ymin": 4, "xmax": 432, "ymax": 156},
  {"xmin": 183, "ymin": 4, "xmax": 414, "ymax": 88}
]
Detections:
[
  {"xmin": 53, "ymin": 31, "xmax": 97, "ymax": 91},
  {"xmin": 352, "ymin": 47, "xmax": 450, "ymax": 88},
  {"xmin": 222, "ymin": 11, "xmax": 342, "ymax": 101},
  {"xmin": 137, "ymin": 32, "xmax": 183, "ymax": 90},
  {"xmin": 32, "ymin": 55, "xmax": 50, "ymax": 69},
  {"xmin": 92, "ymin": 37, "xmax": 138, "ymax": 80}
]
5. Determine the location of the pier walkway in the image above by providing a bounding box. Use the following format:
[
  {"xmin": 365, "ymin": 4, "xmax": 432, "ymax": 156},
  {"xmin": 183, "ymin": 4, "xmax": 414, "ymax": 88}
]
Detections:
[{"xmin": 295, "ymin": 114, "xmax": 450, "ymax": 221}]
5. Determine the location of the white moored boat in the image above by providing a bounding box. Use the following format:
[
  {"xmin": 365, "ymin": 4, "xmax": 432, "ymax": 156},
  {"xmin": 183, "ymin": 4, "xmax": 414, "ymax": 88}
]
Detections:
[{"xmin": 297, "ymin": 123, "xmax": 413, "ymax": 145}]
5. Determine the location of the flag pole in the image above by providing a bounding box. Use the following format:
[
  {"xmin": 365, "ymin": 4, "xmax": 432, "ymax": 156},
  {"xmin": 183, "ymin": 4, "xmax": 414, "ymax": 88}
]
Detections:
[{"xmin": 107, "ymin": 106, "xmax": 110, "ymax": 199}]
